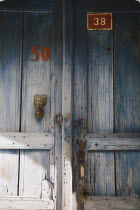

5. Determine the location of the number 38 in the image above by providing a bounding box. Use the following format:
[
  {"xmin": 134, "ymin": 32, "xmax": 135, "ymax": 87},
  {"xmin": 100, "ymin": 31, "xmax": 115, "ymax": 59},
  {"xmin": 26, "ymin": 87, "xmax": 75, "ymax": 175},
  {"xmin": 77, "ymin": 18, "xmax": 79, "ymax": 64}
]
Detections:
[
  {"xmin": 29, "ymin": 47, "xmax": 51, "ymax": 61},
  {"xmin": 94, "ymin": 17, "xmax": 106, "ymax": 26}
]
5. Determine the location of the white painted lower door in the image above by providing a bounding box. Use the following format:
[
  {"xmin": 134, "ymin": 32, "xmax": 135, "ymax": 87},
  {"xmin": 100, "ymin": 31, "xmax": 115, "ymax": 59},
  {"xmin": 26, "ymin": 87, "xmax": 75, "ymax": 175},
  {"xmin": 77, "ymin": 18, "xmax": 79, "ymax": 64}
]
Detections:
[{"xmin": 0, "ymin": 133, "xmax": 55, "ymax": 210}]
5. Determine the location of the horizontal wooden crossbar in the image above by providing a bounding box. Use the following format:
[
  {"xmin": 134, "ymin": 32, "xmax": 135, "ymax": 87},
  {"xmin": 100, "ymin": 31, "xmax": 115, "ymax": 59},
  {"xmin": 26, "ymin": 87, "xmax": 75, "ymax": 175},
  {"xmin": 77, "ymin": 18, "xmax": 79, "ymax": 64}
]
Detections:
[
  {"xmin": 84, "ymin": 196, "xmax": 140, "ymax": 209},
  {"xmin": 0, "ymin": 197, "xmax": 54, "ymax": 209},
  {"xmin": 84, "ymin": 133, "xmax": 140, "ymax": 150},
  {"xmin": 0, "ymin": 132, "xmax": 54, "ymax": 149}
]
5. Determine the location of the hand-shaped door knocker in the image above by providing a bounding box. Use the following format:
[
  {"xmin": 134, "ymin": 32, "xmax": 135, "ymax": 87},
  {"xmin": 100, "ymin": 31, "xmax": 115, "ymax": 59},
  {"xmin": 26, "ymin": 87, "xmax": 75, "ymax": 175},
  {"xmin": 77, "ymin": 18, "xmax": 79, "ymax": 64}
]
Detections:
[{"xmin": 34, "ymin": 95, "xmax": 47, "ymax": 119}]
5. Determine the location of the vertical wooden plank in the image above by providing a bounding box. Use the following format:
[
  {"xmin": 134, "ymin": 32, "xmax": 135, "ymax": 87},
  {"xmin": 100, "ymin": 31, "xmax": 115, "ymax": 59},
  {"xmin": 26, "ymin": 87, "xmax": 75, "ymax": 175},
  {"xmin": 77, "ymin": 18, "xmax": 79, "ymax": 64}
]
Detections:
[
  {"xmin": 91, "ymin": 152, "xmax": 115, "ymax": 196},
  {"xmin": 51, "ymin": 4, "xmax": 63, "ymax": 209},
  {"xmin": 114, "ymin": 13, "xmax": 140, "ymax": 133},
  {"xmin": 88, "ymin": 31, "xmax": 113, "ymax": 133},
  {"xmin": 0, "ymin": 150, "xmax": 19, "ymax": 196},
  {"xmin": 22, "ymin": 12, "xmax": 52, "ymax": 132},
  {"xmin": 87, "ymin": 151, "xmax": 115, "ymax": 196},
  {"xmin": 0, "ymin": 12, "xmax": 22, "ymax": 132},
  {"xmin": 87, "ymin": 152, "xmax": 94, "ymax": 196},
  {"xmin": 0, "ymin": 12, "xmax": 22, "ymax": 196},
  {"xmin": 116, "ymin": 151, "xmax": 140, "ymax": 196},
  {"xmin": 114, "ymin": 13, "xmax": 140, "ymax": 196},
  {"xmin": 87, "ymin": 30, "xmax": 115, "ymax": 196},
  {"xmin": 73, "ymin": 9, "xmax": 88, "ymax": 210},
  {"xmin": 62, "ymin": 0, "xmax": 73, "ymax": 209},
  {"xmin": 19, "ymin": 150, "xmax": 50, "ymax": 197},
  {"xmin": 20, "ymin": 12, "xmax": 54, "ymax": 198}
]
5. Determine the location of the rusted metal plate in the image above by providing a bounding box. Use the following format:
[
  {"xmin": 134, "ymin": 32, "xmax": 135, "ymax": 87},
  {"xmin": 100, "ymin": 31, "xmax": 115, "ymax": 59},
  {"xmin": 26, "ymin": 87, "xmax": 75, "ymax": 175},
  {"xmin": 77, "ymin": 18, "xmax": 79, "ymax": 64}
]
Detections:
[{"xmin": 87, "ymin": 13, "xmax": 112, "ymax": 30}]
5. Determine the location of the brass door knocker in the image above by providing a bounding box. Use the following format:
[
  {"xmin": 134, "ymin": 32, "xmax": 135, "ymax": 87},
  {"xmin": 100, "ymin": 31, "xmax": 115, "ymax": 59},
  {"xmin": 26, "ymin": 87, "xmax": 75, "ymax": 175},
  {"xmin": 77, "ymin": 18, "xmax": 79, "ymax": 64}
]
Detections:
[{"xmin": 34, "ymin": 95, "xmax": 47, "ymax": 119}]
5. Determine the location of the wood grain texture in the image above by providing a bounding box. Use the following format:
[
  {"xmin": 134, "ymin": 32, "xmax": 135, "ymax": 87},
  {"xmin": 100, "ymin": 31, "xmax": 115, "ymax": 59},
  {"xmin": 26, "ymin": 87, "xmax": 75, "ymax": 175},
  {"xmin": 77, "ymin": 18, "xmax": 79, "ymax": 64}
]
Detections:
[
  {"xmin": 19, "ymin": 150, "xmax": 50, "ymax": 197},
  {"xmin": 0, "ymin": 150, "xmax": 19, "ymax": 196},
  {"xmin": 85, "ymin": 134, "xmax": 140, "ymax": 150},
  {"xmin": 88, "ymin": 30, "xmax": 113, "ymax": 133},
  {"xmin": 114, "ymin": 13, "xmax": 140, "ymax": 133},
  {"xmin": 73, "ymin": 5, "xmax": 115, "ymax": 209},
  {"xmin": 114, "ymin": 13, "xmax": 140, "ymax": 196},
  {"xmin": 116, "ymin": 151, "xmax": 140, "ymax": 196},
  {"xmin": 41, "ymin": 179, "xmax": 54, "ymax": 200},
  {"xmin": 0, "ymin": 12, "xmax": 22, "ymax": 132},
  {"xmin": 84, "ymin": 196, "xmax": 140, "ymax": 210},
  {"xmin": 87, "ymin": 151, "xmax": 115, "ymax": 196},
  {"xmin": 22, "ymin": 12, "xmax": 52, "ymax": 132},
  {"xmin": 0, "ymin": 12, "xmax": 22, "ymax": 196},
  {"xmin": 20, "ymin": 12, "xmax": 55, "ymax": 201},
  {"xmin": 73, "ymin": 9, "xmax": 88, "ymax": 210},
  {"xmin": 0, "ymin": 132, "xmax": 54, "ymax": 149},
  {"xmin": 20, "ymin": 8, "xmax": 63, "ymax": 209},
  {"xmin": 87, "ymin": 29, "xmax": 114, "ymax": 196},
  {"xmin": 88, "ymin": 152, "xmax": 112, "ymax": 196},
  {"xmin": 62, "ymin": 0, "xmax": 73, "ymax": 209},
  {"xmin": 0, "ymin": 197, "xmax": 54, "ymax": 209},
  {"xmin": 50, "ymin": 5, "xmax": 63, "ymax": 210}
]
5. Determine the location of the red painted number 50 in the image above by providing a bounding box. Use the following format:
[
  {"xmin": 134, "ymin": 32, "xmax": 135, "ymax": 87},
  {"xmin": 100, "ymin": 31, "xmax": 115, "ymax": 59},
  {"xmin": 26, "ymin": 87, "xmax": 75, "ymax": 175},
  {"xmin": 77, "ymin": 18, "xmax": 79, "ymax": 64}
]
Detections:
[{"xmin": 29, "ymin": 47, "xmax": 51, "ymax": 61}]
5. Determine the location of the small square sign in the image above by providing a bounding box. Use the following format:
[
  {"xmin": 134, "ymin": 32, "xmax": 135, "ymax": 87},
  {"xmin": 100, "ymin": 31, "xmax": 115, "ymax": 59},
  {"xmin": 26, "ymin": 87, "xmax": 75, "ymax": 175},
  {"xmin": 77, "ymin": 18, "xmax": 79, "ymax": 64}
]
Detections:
[{"xmin": 87, "ymin": 13, "xmax": 112, "ymax": 30}]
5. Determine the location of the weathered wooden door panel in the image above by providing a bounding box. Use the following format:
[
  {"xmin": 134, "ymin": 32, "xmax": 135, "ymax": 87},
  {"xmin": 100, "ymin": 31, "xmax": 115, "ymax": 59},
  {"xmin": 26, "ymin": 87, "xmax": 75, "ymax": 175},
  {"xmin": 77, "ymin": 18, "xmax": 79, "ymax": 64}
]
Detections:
[
  {"xmin": 0, "ymin": 12, "xmax": 22, "ymax": 197},
  {"xmin": 0, "ymin": 12, "xmax": 22, "ymax": 132},
  {"xmin": 114, "ymin": 13, "xmax": 140, "ymax": 197},
  {"xmin": 84, "ymin": 196, "xmax": 140, "ymax": 210},
  {"xmin": 88, "ymin": 30, "xmax": 113, "ymax": 134},
  {"xmin": 21, "ymin": 12, "xmax": 52, "ymax": 132},
  {"xmin": 73, "ymin": 10, "xmax": 140, "ymax": 209},
  {"xmin": 116, "ymin": 151, "xmax": 140, "ymax": 196},
  {"xmin": 19, "ymin": 150, "xmax": 51, "ymax": 197},
  {"xmin": 20, "ymin": 12, "xmax": 54, "ymax": 200},
  {"xmin": 114, "ymin": 13, "xmax": 140, "ymax": 133},
  {"xmin": 0, "ymin": 132, "xmax": 54, "ymax": 209},
  {"xmin": 73, "ymin": 11, "xmax": 115, "ymax": 202},
  {"xmin": 84, "ymin": 135, "xmax": 140, "ymax": 209},
  {"xmin": 87, "ymin": 29, "xmax": 114, "ymax": 196},
  {"xmin": 0, "ymin": 10, "xmax": 62, "ymax": 209},
  {"xmin": 0, "ymin": 150, "xmax": 19, "ymax": 196}
]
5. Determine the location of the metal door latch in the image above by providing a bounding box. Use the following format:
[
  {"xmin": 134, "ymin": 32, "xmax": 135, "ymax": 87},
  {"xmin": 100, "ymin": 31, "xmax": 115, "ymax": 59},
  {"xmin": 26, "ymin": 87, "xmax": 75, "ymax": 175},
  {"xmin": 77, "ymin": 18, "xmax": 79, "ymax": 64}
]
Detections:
[
  {"xmin": 80, "ymin": 187, "xmax": 89, "ymax": 203},
  {"xmin": 34, "ymin": 95, "xmax": 47, "ymax": 119},
  {"xmin": 77, "ymin": 140, "xmax": 87, "ymax": 179}
]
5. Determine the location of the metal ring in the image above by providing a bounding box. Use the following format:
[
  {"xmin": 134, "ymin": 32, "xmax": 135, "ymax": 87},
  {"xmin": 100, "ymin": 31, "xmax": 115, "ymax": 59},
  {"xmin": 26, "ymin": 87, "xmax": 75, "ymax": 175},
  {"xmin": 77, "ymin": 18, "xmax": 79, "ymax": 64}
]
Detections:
[
  {"xmin": 54, "ymin": 113, "xmax": 63, "ymax": 125},
  {"xmin": 77, "ymin": 118, "xmax": 88, "ymax": 130}
]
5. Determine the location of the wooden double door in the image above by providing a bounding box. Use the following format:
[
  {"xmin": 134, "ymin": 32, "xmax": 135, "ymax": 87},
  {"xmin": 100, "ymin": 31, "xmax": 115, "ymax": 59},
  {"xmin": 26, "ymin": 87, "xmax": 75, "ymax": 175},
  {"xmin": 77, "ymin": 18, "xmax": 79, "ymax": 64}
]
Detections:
[{"xmin": 0, "ymin": 7, "xmax": 140, "ymax": 210}]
